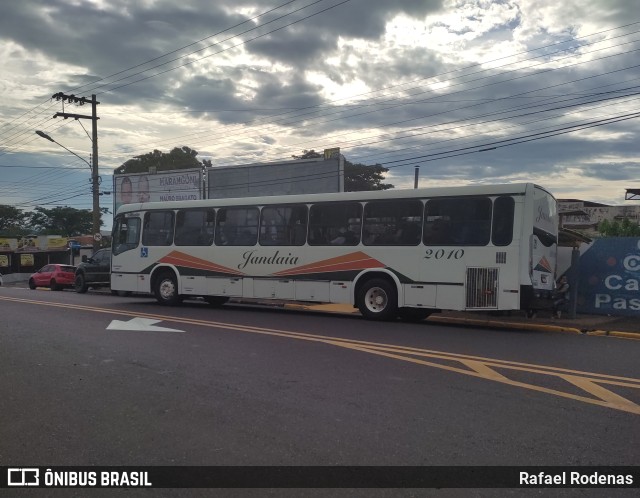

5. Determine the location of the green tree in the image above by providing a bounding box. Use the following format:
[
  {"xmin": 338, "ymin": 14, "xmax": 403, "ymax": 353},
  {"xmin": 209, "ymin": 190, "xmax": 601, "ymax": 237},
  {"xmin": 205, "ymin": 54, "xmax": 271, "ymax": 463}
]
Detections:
[
  {"xmin": 344, "ymin": 161, "xmax": 393, "ymax": 191},
  {"xmin": 28, "ymin": 206, "xmax": 107, "ymax": 236},
  {"xmin": 0, "ymin": 205, "xmax": 29, "ymax": 235},
  {"xmin": 114, "ymin": 146, "xmax": 202, "ymax": 174},
  {"xmin": 598, "ymin": 218, "xmax": 640, "ymax": 237},
  {"xmin": 292, "ymin": 150, "xmax": 394, "ymax": 191}
]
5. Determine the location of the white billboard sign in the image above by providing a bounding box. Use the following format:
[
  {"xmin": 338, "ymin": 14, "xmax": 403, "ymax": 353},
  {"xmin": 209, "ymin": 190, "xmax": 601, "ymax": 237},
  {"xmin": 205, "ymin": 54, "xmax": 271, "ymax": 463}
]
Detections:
[{"xmin": 113, "ymin": 169, "xmax": 203, "ymax": 212}]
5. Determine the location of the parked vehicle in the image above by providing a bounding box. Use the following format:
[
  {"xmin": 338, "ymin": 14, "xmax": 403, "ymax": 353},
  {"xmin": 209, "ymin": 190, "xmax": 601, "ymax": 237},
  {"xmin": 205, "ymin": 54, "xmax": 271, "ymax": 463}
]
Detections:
[
  {"xmin": 75, "ymin": 248, "xmax": 111, "ymax": 293},
  {"xmin": 29, "ymin": 264, "xmax": 76, "ymax": 290}
]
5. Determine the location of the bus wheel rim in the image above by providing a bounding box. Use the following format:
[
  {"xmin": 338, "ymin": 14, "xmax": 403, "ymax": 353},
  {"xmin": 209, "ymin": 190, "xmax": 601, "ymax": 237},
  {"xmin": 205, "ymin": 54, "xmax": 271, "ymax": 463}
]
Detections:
[
  {"xmin": 160, "ymin": 279, "xmax": 175, "ymax": 299},
  {"xmin": 365, "ymin": 287, "xmax": 387, "ymax": 312}
]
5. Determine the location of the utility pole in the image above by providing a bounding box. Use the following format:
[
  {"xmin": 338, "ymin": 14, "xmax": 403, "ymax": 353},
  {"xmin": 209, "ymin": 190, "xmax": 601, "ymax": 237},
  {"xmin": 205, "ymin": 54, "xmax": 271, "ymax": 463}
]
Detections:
[{"xmin": 52, "ymin": 93, "xmax": 101, "ymax": 252}]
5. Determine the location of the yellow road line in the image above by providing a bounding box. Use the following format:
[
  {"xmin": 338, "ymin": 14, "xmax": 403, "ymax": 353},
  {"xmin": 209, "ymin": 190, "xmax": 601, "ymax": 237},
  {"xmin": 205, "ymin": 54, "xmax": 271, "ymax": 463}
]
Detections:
[{"xmin": 2, "ymin": 295, "xmax": 639, "ymax": 415}]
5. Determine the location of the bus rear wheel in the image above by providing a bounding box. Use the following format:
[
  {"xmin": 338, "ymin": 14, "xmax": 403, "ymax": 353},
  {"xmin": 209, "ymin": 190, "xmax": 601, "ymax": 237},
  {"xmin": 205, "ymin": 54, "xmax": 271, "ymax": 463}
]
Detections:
[
  {"xmin": 154, "ymin": 272, "xmax": 182, "ymax": 306},
  {"xmin": 357, "ymin": 278, "xmax": 398, "ymax": 321}
]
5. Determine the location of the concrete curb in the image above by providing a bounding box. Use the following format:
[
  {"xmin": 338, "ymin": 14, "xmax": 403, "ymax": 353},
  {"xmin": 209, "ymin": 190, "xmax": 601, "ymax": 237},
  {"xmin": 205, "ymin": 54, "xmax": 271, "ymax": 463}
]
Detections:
[
  {"xmin": 427, "ymin": 316, "xmax": 584, "ymax": 335},
  {"xmin": 586, "ymin": 330, "xmax": 640, "ymax": 340}
]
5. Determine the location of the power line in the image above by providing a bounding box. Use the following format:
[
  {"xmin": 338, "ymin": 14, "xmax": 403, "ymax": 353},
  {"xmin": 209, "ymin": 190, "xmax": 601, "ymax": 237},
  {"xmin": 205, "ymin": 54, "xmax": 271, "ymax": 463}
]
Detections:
[{"xmin": 108, "ymin": 33, "xmax": 640, "ymax": 163}]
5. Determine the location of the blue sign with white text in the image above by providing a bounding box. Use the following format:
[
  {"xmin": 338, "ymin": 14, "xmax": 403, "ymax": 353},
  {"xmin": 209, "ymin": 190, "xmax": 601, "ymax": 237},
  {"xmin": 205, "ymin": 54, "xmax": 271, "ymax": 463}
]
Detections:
[{"xmin": 577, "ymin": 238, "xmax": 640, "ymax": 316}]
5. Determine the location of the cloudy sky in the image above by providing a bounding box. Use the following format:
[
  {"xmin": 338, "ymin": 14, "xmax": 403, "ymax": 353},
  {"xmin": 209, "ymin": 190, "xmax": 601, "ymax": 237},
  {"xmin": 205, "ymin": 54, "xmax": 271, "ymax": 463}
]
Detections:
[{"xmin": 1, "ymin": 0, "xmax": 638, "ymax": 229}]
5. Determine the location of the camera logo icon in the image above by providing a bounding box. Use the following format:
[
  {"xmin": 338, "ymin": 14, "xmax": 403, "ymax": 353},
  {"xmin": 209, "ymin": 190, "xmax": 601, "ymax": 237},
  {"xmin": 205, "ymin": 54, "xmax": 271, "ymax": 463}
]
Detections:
[{"xmin": 7, "ymin": 468, "xmax": 40, "ymax": 486}]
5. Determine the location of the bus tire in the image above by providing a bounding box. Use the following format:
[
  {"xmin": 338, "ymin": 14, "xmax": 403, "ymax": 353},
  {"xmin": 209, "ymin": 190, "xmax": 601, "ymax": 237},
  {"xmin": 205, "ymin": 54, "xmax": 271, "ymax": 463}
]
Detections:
[
  {"xmin": 154, "ymin": 271, "xmax": 182, "ymax": 306},
  {"xmin": 398, "ymin": 308, "xmax": 432, "ymax": 322},
  {"xmin": 75, "ymin": 274, "xmax": 88, "ymax": 293},
  {"xmin": 204, "ymin": 296, "xmax": 229, "ymax": 307},
  {"xmin": 357, "ymin": 278, "xmax": 398, "ymax": 321}
]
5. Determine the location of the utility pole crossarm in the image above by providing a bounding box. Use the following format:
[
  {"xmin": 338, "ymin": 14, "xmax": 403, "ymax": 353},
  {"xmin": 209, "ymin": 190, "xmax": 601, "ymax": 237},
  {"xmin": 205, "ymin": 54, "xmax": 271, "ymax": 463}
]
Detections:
[{"xmin": 54, "ymin": 112, "xmax": 96, "ymax": 121}]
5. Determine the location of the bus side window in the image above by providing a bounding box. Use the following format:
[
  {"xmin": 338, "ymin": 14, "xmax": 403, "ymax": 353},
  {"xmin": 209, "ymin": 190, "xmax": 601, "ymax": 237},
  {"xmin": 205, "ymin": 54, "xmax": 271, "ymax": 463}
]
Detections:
[
  {"xmin": 308, "ymin": 202, "xmax": 362, "ymax": 246},
  {"xmin": 259, "ymin": 204, "xmax": 308, "ymax": 246},
  {"xmin": 216, "ymin": 207, "xmax": 258, "ymax": 246},
  {"xmin": 142, "ymin": 211, "xmax": 175, "ymax": 246},
  {"xmin": 363, "ymin": 199, "xmax": 422, "ymax": 246},
  {"xmin": 175, "ymin": 209, "xmax": 215, "ymax": 246},
  {"xmin": 423, "ymin": 197, "xmax": 491, "ymax": 246},
  {"xmin": 492, "ymin": 196, "xmax": 514, "ymax": 246}
]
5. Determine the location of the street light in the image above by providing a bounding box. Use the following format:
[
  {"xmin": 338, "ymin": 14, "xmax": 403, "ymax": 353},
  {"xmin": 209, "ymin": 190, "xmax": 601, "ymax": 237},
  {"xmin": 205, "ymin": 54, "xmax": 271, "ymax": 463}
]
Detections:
[
  {"xmin": 35, "ymin": 130, "xmax": 92, "ymax": 170},
  {"xmin": 35, "ymin": 129, "xmax": 100, "ymax": 252}
]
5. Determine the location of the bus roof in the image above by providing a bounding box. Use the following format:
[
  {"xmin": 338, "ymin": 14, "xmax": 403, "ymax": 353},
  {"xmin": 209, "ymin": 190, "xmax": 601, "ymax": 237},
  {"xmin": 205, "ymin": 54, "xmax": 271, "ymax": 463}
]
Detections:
[{"xmin": 116, "ymin": 182, "xmax": 552, "ymax": 215}]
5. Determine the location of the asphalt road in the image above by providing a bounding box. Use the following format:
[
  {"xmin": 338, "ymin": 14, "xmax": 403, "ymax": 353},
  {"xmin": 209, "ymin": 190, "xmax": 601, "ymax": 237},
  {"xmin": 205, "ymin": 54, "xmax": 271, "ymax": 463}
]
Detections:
[{"xmin": 1, "ymin": 286, "xmax": 639, "ymax": 494}]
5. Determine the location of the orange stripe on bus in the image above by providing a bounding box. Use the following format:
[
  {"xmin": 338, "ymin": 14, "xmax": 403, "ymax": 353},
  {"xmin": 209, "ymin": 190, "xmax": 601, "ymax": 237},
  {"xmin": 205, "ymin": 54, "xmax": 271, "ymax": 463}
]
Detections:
[
  {"xmin": 159, "ymin": 251, "xmax": 244, "ymax": 275},
  {"xmin": 274, "ymin": 251, "xmax": 385, "ymax": 276}
]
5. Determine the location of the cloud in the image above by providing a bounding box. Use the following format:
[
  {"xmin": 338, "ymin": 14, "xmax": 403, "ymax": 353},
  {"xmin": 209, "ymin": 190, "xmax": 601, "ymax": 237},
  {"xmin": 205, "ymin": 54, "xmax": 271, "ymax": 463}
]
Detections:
[{"xmin": 0, "ymin": 0, "xmax": 638, "ymax": 221}]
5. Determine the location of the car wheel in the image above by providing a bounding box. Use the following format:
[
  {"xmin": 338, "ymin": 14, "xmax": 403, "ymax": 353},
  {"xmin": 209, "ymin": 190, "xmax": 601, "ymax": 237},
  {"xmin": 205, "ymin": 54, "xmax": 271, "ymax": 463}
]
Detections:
[
  {"xmin": 29, "ymin": 278, "xmax": 37, "ymax": 290},
  {"xmin": 154, "ymin": 272, "xmax": 182, "ymax": 306},
  {"xmin": 75, "ymin": 274, "xmax": 88, "ymax": 293},
  {"xmin": 356, "ymin": 278, "xmax": 398, "ymax": 321}
]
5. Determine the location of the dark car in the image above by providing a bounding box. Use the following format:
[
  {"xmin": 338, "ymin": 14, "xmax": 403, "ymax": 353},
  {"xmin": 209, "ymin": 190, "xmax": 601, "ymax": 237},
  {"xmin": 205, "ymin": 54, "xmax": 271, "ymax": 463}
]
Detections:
[
  {"xmin": 75, "ymin": 248, "xmax": 111, "ymax": 293},
  {"xmin": 29, "ymin": 264, "xmax": 76, "ymax": 291}
]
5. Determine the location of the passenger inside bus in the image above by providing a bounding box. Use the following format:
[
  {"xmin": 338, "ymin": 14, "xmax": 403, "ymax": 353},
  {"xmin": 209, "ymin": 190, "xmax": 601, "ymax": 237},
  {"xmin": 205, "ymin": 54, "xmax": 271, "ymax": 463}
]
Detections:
[{"xmin": 330, "ymin": 226, "xmax": 358, "ymax": 245}]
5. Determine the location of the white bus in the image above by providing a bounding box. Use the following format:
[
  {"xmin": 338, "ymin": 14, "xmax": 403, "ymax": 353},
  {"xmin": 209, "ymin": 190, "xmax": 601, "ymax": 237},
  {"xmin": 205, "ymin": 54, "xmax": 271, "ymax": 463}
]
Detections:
[{"xmin": 110, "ymin": 183, "xmax": 558, "ymax": 321}]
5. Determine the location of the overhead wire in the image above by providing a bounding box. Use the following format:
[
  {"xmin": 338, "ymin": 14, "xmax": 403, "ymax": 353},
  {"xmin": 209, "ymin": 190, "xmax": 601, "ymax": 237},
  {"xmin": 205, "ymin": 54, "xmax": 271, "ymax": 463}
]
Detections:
[
  {"xmin": 83, "ymin": 0, "xmax": 344, "ymax": 96},
  {"xmin": 106, "ymin": 31, "xmax": 640, "ymax": 165},
  {"xmin": 98, "ymin": 23, "xmax": 640, "ymax": 158}
]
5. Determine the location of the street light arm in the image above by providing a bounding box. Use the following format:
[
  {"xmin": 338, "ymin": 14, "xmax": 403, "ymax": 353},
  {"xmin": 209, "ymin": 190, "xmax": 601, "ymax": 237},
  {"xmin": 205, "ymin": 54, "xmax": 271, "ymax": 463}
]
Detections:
[{"xmin": 35, "ymin": 130, "xmax": 92, "ymax": 171}]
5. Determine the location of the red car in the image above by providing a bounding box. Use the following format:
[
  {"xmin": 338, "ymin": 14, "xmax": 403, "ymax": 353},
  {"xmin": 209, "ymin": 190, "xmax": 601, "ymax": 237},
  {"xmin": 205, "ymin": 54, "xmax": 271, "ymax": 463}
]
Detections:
[{"xmin": 29, "ymin": 264, "xmax": 76, "ymax": 291}]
